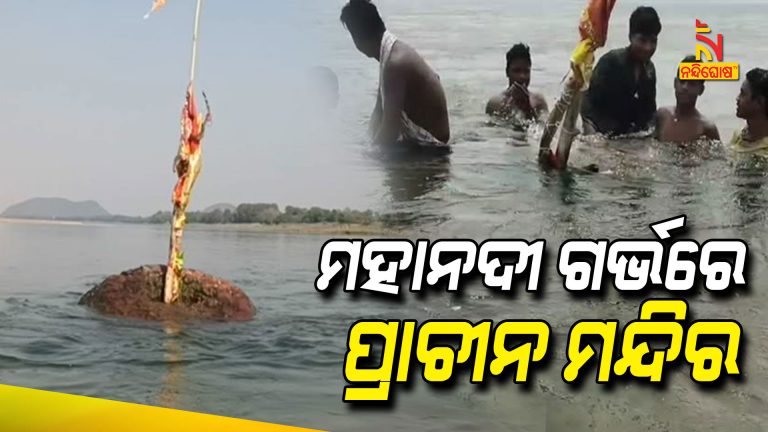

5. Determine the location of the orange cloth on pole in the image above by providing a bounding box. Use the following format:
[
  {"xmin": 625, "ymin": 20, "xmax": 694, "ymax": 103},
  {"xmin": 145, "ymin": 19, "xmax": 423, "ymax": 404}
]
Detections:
[{"xmin": 571, "ymin": 0, "xmax": 618, "ymax": 86}]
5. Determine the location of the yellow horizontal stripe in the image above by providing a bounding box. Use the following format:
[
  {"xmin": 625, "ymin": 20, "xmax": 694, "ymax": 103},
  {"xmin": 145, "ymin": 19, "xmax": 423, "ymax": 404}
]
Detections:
[{"xmin": 0, "ymin": 385, "xmax": 325, "ymax": 432}]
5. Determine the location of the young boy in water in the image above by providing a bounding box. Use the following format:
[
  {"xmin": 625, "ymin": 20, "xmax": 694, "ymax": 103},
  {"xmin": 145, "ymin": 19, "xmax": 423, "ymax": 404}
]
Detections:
[
  {"xmin": 581, "ymin": 6, "xmax": 661, "ymax": 137},
  {"xmin": 655, "ymin": 55, "xmax": 720, "ymax": 143},
  {"xmin": 732, "ymin": 68, "xmax": 768, "ymax": 156},
  {"xmin": 486, "ymin": 43, "xmax": 548, "ymax": 123}
]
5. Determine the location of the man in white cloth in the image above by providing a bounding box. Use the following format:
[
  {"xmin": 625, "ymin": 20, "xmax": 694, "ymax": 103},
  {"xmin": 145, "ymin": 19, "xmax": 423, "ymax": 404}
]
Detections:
[{"xmin": 340, "ymin": 0, "xmax": 451, "ymax": 151}]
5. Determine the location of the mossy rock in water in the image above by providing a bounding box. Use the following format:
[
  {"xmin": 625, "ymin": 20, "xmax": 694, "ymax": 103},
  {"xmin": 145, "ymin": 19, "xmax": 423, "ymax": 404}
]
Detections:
[{"xmin": 79, "ymin": 265, "xmax": 255, "ymax": 322}]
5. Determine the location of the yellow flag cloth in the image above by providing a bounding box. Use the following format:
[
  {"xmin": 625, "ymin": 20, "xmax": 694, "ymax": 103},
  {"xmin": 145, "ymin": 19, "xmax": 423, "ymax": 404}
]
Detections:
[{"xmin": 570, "ymin": 0, "xmax": 617, "ymax": 87}]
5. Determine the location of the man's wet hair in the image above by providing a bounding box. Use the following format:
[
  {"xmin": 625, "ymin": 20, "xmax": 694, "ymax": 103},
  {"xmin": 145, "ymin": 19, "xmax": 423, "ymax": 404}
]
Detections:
[
  {"xmin": 506, "ymin": 43, "xmax": 531, "ymax": 68},
  {"xmin": 630, "ymin": 6, "xmax": 662, "ymax": 37},
  {"xmin": 746, "ymin": 68, "xmax": 768, "ymax": 116},
  {"xmin": 340, "ymin": 0, "xmax": 386, "ymax": 41},
  {"xmin": 677, "ymin": 54, "xmax": 704, "ymax": 84}
]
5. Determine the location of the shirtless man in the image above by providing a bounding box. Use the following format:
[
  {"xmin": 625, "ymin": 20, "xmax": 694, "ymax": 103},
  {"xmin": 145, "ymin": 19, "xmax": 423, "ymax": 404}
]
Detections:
[
  {"xmin": 340, "ymin": 0, "xmax": 450, "ymax": 148},
  {"xmin": 655, "ymin": 56, "xmax": 719, "ymax": 143},
  {"xmin": 486, "ymin": 43, "xmax": 548, "ymax": 123}
]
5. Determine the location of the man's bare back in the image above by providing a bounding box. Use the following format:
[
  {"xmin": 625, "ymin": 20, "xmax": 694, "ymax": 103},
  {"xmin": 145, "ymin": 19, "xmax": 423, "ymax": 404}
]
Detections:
[
  {"xmin": 379, "ymin": 40, "xmax": 450, "ymax": 144},
  {"xmin": 341, "ymin": 0, "xmax": 449, "ymax": 147}
]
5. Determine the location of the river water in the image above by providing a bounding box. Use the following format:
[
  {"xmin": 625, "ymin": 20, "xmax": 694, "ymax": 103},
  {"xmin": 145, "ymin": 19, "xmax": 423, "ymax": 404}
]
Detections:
[{"xmin": 2, "ymin": 0, "xmax": 768, "ymax": 431}]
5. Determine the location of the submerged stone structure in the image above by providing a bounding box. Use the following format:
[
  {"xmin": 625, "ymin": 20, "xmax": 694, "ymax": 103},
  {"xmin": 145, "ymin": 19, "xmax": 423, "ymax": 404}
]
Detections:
[{"xmin": 80, "ymin": 265, "xmax": 255, "ymax": 322}]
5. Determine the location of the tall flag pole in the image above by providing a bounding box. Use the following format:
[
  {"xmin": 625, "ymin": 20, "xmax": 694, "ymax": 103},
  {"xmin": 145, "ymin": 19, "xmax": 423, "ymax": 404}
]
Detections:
[
  {"xmin": 189, "ymin": 0, "xmax": 203, "ymax": 84},
  {"xmin": 147, "ymin": 0, "xmax": 212, "ymax": 304}
]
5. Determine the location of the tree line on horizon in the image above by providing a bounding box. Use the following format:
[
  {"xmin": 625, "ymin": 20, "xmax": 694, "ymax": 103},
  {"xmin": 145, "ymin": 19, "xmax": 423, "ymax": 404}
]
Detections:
[{"xmin": 116, "ymin": 203, "xmax": 380, "ymax": 225}]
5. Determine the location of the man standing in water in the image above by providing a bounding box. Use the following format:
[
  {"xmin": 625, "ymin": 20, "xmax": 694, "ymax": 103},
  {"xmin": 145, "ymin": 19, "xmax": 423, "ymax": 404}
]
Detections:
[
  {"xmin": 581, "ymin": 6, "xmax": 661, "ymax": 137},
  {"xmin": 340, "ymin": 0, "xmax": 451, "ymax": 150},
  {"xmin": 732, "ymin": 68, "xmax": 768, "ymax": 156},
  {"xmin": 655, "ymin": 55, "xmax": 720, "ymax": 143},
  {"xmin": 486, "ymin": 43, "xmax": 548, "ymax": 124}
]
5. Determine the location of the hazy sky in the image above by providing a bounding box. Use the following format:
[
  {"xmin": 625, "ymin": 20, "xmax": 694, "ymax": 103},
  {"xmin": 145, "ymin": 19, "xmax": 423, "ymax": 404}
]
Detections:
[{"xmin": 0, "ymin": 1, "xmax": 363, "ymax": 216}]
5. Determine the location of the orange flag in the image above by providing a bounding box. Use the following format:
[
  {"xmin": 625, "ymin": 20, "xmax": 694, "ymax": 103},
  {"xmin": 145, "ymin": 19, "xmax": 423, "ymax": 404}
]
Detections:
[
  {"xmin": 571, "ymin": 0, "xmax": 618, "ymax": 86},
  {"xmin": 144, "ymin": 0, "xmax": 167, "ymax": 19}
]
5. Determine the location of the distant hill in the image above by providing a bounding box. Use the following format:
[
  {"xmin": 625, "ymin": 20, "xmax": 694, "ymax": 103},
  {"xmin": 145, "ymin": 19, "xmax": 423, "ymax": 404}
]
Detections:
[
  {"xmin": 202, "ymin": 203, "xmax": 236, "ymax": 213},
  {"xmin": 1, "ymin": 198, "xmax": 111, "ymax": 220}
]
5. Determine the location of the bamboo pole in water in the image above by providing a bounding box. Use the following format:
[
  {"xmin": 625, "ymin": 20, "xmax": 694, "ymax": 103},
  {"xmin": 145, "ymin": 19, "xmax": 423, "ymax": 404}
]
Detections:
[
  {"xmin": 539, "ymin": 0, "xmax": 616, "ymax": 169},
  {"xmin": 553, "ymin": 89, "xmax": 583, "ymax": 167},
  {"xmin": 164, "ymin": 0, "xmax": 205, "ymax": 304},
  {"xmin": 538, "ymin": 83, "xmax": 574, "ymax": 161},
  {"xmin": 538, "ymin": 75, "xmax": 581, "ymax": 169}
]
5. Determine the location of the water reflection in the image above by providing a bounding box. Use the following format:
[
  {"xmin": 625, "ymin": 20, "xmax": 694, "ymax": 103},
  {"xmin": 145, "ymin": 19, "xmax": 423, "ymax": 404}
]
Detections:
[
  {"xmin": 537, "ymin": 168, "xmax": 586, "ymax": 205},
  {"xmin": 373, "ymin": 146, "xmax": 452, "ymax": 204},
  {"xmin": 157, "ymin": 322, "xmax": 185, "ymax": 409},
  {"xmin": 731, "ymin": 157, "xmax": 768, "ymax": 225}
]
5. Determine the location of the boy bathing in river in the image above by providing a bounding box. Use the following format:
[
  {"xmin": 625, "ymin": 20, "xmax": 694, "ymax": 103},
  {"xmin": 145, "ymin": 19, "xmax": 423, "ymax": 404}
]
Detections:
[
  {"xmin": 486, "ymin": 43, "xmax": 548, "ymax": 125},
  {"xmin": 655, "ymin": 55, "xmax": 720, "ymax": 143}
]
